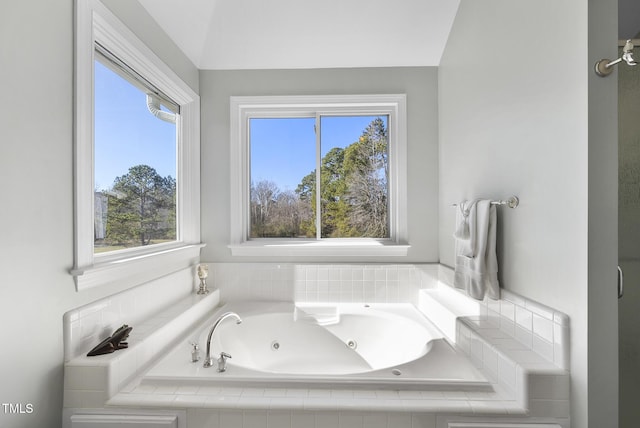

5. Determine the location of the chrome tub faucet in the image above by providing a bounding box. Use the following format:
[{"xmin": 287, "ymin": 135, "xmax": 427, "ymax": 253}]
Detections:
[{"xmin": 203, "ymin": 311, "xmax": 242, "ymax": 370}]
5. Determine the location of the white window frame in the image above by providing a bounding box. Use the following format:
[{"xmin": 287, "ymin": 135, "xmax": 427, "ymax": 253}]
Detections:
[
  {"xmin": 72, "ymin": 0, "xmax": 202, "ymax": 291},
  {"xmin": 229, "ymin": 95, "xmax": 409, "ymax": 257}
]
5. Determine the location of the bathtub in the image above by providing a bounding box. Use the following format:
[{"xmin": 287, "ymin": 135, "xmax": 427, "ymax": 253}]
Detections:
[{"xmin": 142, "ymin": 301, "xmax": 490, "ymax": 391}]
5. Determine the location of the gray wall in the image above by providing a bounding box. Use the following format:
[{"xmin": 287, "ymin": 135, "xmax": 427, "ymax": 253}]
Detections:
[
  {"xmin": 439, "ymin": 0, "xmax": 618, "ymax": 426},
  {"xmin": 0, "ymin": 1, "xmax": 198, "ymax": 427},
  {"xmin": 200, "ymin": 67, "xmax": 439, "ymax": 263}
]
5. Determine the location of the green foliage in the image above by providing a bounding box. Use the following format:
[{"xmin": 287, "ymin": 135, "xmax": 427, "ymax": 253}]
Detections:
[
  {"xmin": 252, "ymin": 117, "xmax": 389, "ymax": 239},
  {"xmin": 103, "ymin": 165, "xmax": 176, "ymax": 247}
]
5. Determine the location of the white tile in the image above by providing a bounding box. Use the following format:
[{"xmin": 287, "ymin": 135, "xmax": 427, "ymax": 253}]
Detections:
[
  {"xmin": 529, "ymin": 399, "xmax": 571, "ymax": 418},
  {"xmin": 482, "ymin": 343, "xmax": 498, "ymax": 380},
  {"xmin": 387, "ymin": 413, "xmax": 412, "ymax": 428},
  {"xmin": 411, "ymin": 414, "xmax": 436, "ymax": 428},
  {"xmin": 529, "ymin": 374, "xmax": 570, "ymax": 400},
  {"xmin": 270, "ymin": 398, "xmax": 305, "ymax": 410},
  {"xmin": 317, "ymin": 267, "xmax": 329, "ymax": 281},
  {"xmin": 340, "ymin": 268, "xmax": 353, "ymax": 281},
  {"xmin": 82, "ymin": 390, "xmax": 108, "ymax": 408},
  {"xmin": 353, "ymin": 390, "xmax": 377, "ymax": 399},
  {"xmin": 375, "ymin": 390, "xmax": 399, "ymax": 399},
  {"xmin": 443, "ymin": 391, "xmax": 467, "ymax": 400},
  {"xmin": 469, "ymin": 400, "xmax": 508, "ymax": 414},
  {"xmin": 291, "ymin": 411, "xmax": 315, "ymax": 428},
  {"xmin": 501, "ymin": 290, "xmax": 525, "ymax": 307},
  {"xmin": 420, "ymin": 391, "xmax": 446, "ymax": 400},
  {"xmin": 554, "ymin": 311, "xmax": 570, "ymax": 326},
  {"xmin": 532, "ymin": 314, "xmax": 554, "ymax": 343},
  {"xmin": 267, "ymin": 410, "xmax": 291, "ymax": 428},
  {"xmin": 152, "ymin": 382, "xmax": 179, "ymax": 395},
  {"xmin": 339, "ymin": 412, "xmax": 363, "ymax": 428},
  {"xmin": 515, "ymin": 305, "xmax": 533, "ymax": 331},
  {"xmin": 487, "ymin": 298, "xmax": 501, "ymax": 315},
  {"xmin": 63, "ymin": 389, "xmax": 84, "ymax": 408},
  {"xmin": 220, "ymin": 410, "xmax": 243, "ymax": 428},
  {"xmin": 307, "ymin": 389, "xmax": 331, "ymax": 398},
  {"xmin": 387, "ymin": 266, "xmax": 399, "ymax": 281},
  {"xmin": 554, "ymin": 323, "xmax": 570, "ymax": 369},
  {"xmin": 514, "ymin": 324, "xmax": 533, "ymax": 349},
  {"xmin": 532, "ymin": 335, "xmax": 554, "ymax": 362},
  {"xmin": 525, "ymin": 299, "xmax": 554, "ymax": 320},
  {"xmin": 242, "ymin": 388, "xmax": 266, "ymax": 397},
  {"xmin": 500, "ymin": 300, "xmax": 515, "ymax": 321},
  {"xmin": 331, "ymin": 389, "xmax": 353, "ymax": 399},
  {"xmin": 206, "ymin": 395, "xmax": 240, "ymax": 407},
  {"xmin": 363, "ymin": 268, "xmax": 375, "ymax": 281},
  {"xmin": 499, "ymin": 317, "xmax": 515, "ymax": 337},
  {"xmin": 469, "ymin": 334, "xmax": 484, "ymax": 367},
  {"xmin": 363, "ymin": 413, "xmax": 387, "ymax": 428},
  {"xmin": 398, "ymin": 390, "xmax": 423, "ymax": 399},
  {"xmin": 497, "ymin": 353, "xmax": 517, "ymax": 392},
  {"xmin": 174, "ymin": 394, "xmax": 208, "ymax": 406},
  {"xmin": 63, "ymin": 366, "xmax": 85, "ymax": 390},
  {"xmin": 316, "ymin": 412, "xmax": 340, "ymax": 428},
  {"xmin": 286, "ymin": 389, "xmax": 308, "ymax": 398},
  {"xmin": 187, "ymin": 409, "xmax": 220, "ymax": 428},
  {"xmin": 243, "ymin": 410, "xmax": 268, "ymax": 428}
]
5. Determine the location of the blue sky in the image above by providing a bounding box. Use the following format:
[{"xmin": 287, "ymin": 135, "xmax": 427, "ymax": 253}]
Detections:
[
  {"xmin": 250, "ymin": 115, "xmax": 388, "ymax": 191},
  {"xmin": 95, "ymin": 57, "xmax": 387, "ymax": 194},
  {"xmin": 94, "ymin": 60, "xmax": 176, "ymax": 191}
]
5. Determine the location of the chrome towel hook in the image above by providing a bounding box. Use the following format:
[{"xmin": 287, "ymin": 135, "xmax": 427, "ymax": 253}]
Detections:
[{"xmin": 595, "ymin": 39, "xmax": 637, "ymax": 77}]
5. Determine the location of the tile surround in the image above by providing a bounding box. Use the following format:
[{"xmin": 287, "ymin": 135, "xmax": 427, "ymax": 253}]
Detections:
[
  {"xmin": 209, "ymin": 263, "xmax": 438, "ymax": 304},
  {"xmin": 63, "ymin": 263, "xmax": 571, "ymax": 428},
  {"xmin": 63, "ymin": 267, "xmax": 198, "ymax": 361}
]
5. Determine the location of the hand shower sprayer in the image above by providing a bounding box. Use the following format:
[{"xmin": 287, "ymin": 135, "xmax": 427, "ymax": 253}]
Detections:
[{"xmin": 595, "ymin": 39, "xmax": 637, "ymax": 77}]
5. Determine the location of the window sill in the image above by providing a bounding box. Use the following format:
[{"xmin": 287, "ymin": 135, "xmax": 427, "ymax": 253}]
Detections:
[
  {"xmin": 71, "ymin": 243, "xmax": 205, "ymax": 291},
  {"xmin": 228, "ymin": 240, "xmax": 410, "ymax": 257}
]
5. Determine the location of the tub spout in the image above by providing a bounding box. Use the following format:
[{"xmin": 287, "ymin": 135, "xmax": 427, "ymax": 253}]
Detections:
[{"xmin": 203, "ymin": 312, "xmax": 242, "ymax": 369}]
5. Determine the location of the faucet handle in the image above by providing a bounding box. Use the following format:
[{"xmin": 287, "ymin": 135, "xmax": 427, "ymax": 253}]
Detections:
[{"xmin": 217, "ymin": 352, "xmax": 232, "ymax": 372}]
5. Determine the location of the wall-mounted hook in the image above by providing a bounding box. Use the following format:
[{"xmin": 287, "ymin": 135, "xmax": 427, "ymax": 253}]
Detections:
[{"xmin": 595, "ymin": 39, "xmax": 637, "ymax": 77}]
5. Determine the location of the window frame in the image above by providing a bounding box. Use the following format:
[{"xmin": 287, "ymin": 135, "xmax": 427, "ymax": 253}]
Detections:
[
  {"xmin": 72, "ymin": 0, "xmax": 202, "ymax": 291},
  {"xmin": 229, "ymin": 95, "xmax": 409, "ymax": 257}
]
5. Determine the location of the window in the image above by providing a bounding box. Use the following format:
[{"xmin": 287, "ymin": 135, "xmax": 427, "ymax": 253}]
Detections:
[
  {"xmin": 230, "ymin": 95, "xmax": 408, "ymax": 257},
  {"xmin": 94, "ymin": 47, "xmax": 178, "ymax": 253},
  {"xmin": 73, "ymin": 0, "xmax": 201, "ymax": 291}
]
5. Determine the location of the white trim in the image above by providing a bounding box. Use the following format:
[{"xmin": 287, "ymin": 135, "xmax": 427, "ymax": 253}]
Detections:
[
  {"xmin": 228, "ymin": 240, "xmax": 410, "ymax": 257},
  {"xmin": 229, "ymin": 94, "xmax": 409, "ymax": 258},
  {"xmin": 73, "ymin": 0, "xmax": 201, "ymax": 291},
  {"xmin": 69, "ymin": 413, "xmax": 180, "ymax": 427}
]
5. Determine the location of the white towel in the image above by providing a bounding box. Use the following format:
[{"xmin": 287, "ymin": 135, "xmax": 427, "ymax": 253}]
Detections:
[{"xmin": 453, "ymin": 199, "xmax": 499, "ymax": 300}]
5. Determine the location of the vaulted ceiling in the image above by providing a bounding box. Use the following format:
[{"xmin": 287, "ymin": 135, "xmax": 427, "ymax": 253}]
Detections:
[
  {"xmin": 137, "ymin": 0, "xmax": 461, "ymax": 70},
  {"xmin": 138, "ymin": 0, "xmax": 640, "ymax": 70}
]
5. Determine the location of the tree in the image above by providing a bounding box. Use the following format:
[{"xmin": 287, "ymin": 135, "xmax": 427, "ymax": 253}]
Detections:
[
  {"xmin": 319, "ymin": 147, "xmax": 349, "ymax": 237},
  {"xmin": 342, "ymin": 117, "xmax": 389, "ymax": 237},
  {"xmin": 295, "ymin": 118, "xmax": 389, "ymax": 238},
  {"xmin": 105, "ymin": 165, "xmax": 175, "ymax": 247},
  {"xmin": 250, "ymin": 180, "xmax": 279, "ymax": 237}
]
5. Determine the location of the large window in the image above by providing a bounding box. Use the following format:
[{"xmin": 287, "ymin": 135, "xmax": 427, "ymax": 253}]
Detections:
[
  {"xmin": 249, "ymin": 115, "xmax": 390, "ymax": 239},
  {"xmin": 73, "ymin": 0, "xmax": 201, "ymax": 291},
  {"xmin": 94, "ymin": 47, "xmax": 178, "ymax": 253},
  {"xmin": 230, "ymin": 95, "xmax": 408, "ymax": 257}
]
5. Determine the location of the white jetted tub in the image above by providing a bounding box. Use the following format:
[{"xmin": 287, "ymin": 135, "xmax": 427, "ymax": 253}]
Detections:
[{"xmin": 142, "ymin": 301, "xmax": 490, "ymax": 391}]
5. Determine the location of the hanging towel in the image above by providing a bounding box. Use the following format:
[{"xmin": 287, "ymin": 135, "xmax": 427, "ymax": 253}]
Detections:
[{"xmin": 453, "ymin": 199, "xmax": 500, "ymax": 300}]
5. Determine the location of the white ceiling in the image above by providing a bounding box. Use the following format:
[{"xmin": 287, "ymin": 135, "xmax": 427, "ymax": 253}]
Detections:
[{"xmin": 138, "ymin": 0, "xmax": 461, "ymax": 70}]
